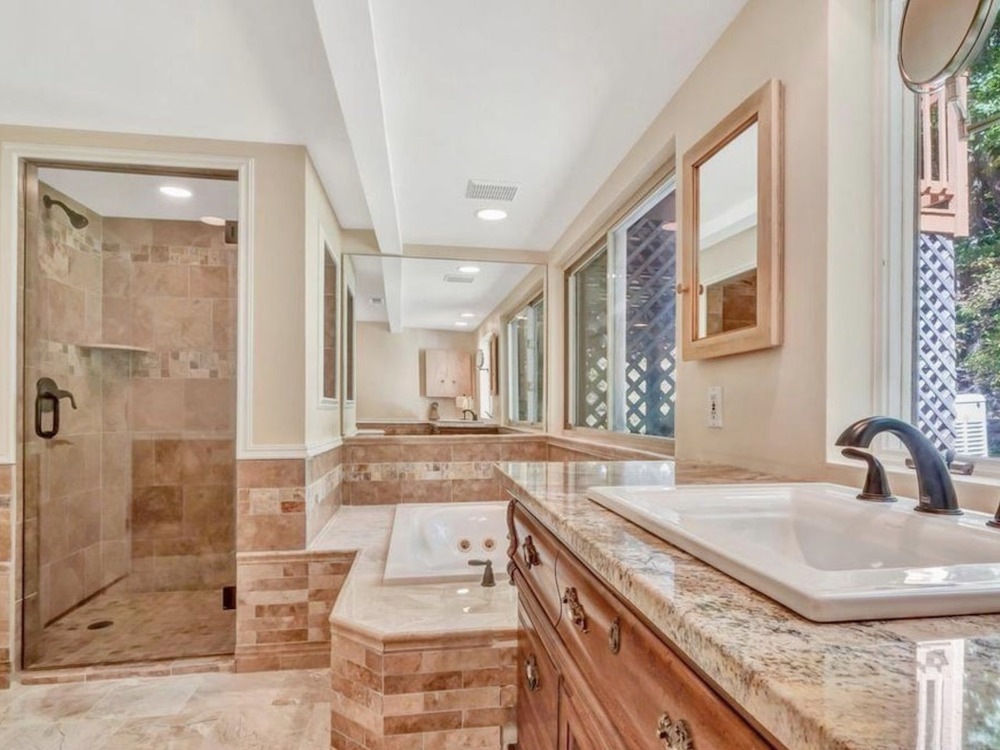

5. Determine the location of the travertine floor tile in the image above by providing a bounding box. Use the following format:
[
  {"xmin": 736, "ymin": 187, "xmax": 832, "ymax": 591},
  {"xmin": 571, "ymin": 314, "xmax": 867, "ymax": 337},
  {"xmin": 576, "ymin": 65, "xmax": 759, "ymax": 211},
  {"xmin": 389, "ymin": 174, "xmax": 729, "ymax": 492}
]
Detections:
[{"xmin": 0, "ymin": 669, "xmax": 330, "ymax": 750}]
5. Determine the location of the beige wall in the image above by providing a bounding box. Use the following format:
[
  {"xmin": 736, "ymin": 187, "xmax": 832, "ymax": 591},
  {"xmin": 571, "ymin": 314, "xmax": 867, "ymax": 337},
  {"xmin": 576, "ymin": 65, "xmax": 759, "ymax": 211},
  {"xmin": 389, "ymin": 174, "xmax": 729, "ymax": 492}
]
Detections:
[
  {"xmin": 0, "ymin": 124, "xmax": 309, "ymax": 456},
  {"xmin": 547, "ymin": 0, "xmax": 833, "ymax": 476},
  {"xmin": 304, "ymin": 157, "xmax": 345, "ymax": 449},
  {"xmin": 356, "ymin": 323, "xmax": 477, "ymax": 421}
]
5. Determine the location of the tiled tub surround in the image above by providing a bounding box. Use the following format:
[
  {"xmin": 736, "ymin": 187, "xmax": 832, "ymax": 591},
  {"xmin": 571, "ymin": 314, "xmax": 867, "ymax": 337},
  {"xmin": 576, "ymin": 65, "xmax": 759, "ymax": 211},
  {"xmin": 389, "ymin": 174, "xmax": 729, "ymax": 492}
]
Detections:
[
  {"xmin": 306, "ymin": 446, "xmax": 344, "ymax": 545},
  {"xmin": 342, "ymin": 433, "xmax": 547, "ymax": 506},
  {"xmin": 234, "ymin": 452, "xmax": 349, "ymax": 674},
  {"xmin": 500, "ymin": 460, "xmax": 1000, "ymax": 750},
  {"xmin": 235, "ymin": 549, "xmax": 354, "ymax": 673},
  {"xmin": 312, "ymin": 506, "xmax": 518, "ymax": 749}
]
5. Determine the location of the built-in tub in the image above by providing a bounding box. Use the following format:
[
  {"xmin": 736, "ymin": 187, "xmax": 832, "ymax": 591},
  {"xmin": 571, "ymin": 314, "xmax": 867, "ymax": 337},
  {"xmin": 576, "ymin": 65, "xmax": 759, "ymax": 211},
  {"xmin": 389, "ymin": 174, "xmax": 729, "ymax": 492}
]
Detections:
[{"xmin": 382, "ymin": 502, "xmax": 509, "ymax": 585}]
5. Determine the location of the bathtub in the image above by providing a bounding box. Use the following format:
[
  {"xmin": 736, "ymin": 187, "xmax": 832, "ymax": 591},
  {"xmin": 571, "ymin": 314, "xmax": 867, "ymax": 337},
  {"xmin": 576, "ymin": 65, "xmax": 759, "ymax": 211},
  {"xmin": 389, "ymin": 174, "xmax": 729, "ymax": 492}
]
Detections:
[{"xmin": 382, "ymin": 502, "xmax": 509, "ymax": 585}]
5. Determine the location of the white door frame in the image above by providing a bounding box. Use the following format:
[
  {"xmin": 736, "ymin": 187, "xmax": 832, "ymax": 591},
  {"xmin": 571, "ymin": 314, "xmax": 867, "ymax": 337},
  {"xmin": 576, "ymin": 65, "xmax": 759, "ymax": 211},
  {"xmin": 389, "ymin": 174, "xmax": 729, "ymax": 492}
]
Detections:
[{"xmin": 0, "ymin": 142, "xmax": 257, "ymax": 463}]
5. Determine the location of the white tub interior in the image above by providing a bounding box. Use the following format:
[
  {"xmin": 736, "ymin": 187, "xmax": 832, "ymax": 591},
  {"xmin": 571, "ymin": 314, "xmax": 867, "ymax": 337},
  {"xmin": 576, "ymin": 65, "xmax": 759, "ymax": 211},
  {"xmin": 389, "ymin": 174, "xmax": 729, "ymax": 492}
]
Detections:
[{"xmin": 383, "ymin": 502, "xmax": 509, "ymax": 585}]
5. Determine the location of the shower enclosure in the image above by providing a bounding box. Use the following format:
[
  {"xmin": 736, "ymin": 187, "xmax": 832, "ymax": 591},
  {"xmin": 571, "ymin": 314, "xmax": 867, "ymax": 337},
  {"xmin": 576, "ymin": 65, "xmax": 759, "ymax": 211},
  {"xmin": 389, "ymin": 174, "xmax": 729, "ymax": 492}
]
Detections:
[{"xmin": 20, "ymin": 164, "xmax": 238, "ymax": 669}]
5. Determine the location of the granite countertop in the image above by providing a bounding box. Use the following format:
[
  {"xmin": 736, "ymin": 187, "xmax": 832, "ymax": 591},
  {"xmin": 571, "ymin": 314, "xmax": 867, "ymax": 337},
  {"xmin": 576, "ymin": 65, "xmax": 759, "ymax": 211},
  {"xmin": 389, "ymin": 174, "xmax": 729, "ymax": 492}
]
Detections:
[{"xmin": 498, "ymin": 460, "xmax": 1000, "ymax": 750}]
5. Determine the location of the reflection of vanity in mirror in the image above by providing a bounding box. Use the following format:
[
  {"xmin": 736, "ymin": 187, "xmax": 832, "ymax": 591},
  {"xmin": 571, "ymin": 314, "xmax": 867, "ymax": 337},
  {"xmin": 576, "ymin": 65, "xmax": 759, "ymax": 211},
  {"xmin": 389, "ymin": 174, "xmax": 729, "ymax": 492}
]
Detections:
[
  {"xmin": 681, "ymin": 79, "xmax": 783, "ymax": 360},
  {"xmin": 346, "ymin": 254, "xmax": 544, "ymax": 434}
]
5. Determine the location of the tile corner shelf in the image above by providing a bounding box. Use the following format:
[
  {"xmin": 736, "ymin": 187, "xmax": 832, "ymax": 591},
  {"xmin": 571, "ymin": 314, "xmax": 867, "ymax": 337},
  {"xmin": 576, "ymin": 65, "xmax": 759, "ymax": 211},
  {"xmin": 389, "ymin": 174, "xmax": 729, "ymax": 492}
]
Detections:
[{"xmin": 76, "ymin": 342, "xmax": 155, "ymax": 354}]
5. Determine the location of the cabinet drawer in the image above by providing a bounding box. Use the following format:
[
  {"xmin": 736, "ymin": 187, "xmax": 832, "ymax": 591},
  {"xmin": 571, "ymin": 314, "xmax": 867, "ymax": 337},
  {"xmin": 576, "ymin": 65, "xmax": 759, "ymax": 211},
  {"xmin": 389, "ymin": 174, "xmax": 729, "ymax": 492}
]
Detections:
[
  {"xmin": 517, "ymin": 599, "xmax": 560, "ymax": 750},
  {"xmin": 509, "ymin": 503, "xmax": 562, "ymax": 626},
  {"xmin": 555, "ymin": 549, "xmax": 773, "ymax": 750}
]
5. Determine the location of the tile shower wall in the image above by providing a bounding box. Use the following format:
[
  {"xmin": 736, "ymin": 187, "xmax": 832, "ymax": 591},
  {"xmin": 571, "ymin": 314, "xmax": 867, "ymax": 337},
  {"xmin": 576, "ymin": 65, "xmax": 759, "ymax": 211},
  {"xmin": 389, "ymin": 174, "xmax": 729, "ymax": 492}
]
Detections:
[
  {"xmin": 23, "ymin": 185, "xmax": 130, "ymax": 631},
  {"xmin": 101, "ymin": 218, "xmax": 237, "ymax": 593}
]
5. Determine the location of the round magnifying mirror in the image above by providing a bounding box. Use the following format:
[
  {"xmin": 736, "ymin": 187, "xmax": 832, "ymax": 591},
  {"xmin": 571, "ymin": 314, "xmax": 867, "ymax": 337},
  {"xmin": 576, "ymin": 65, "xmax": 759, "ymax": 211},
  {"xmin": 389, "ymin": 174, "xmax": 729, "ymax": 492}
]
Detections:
[
  {"xmin": 899, "ymin": 0, "xmax": 1000, "ymax": 92},
  {"xmin": 475, "ymin": 349, "xmax": 485, "ymax": 369}
]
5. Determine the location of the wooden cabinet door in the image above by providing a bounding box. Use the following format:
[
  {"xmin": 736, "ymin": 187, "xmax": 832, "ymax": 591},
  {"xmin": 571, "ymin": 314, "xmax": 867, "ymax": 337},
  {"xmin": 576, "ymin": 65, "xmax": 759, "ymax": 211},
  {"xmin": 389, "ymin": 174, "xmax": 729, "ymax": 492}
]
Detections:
[
  {"xmin": 558, "ymin": 680, "xmax": 626, "ymax": 750},
  {"xmin": 424, "ymin": 349, "xmax": 472, "ymax": 397},
  {"xmin": 517, "ymin": 605, "xmax": 560, "ymax": 750}
]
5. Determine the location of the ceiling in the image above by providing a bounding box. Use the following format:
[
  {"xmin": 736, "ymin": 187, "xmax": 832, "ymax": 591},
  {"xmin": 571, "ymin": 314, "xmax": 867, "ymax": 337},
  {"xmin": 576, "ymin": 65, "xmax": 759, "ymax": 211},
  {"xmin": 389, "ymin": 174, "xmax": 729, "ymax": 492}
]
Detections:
[
  {"xmin": 0, "ymin": 0, "xmax": 370, "ymax": 228},
  {"xmin": 318, "ymin": 0, "xmax": 748, "ymax": 252},
  {"xmin": 350, "ymin": 256, "xmax": 538, "ymax": 331},
  {"xmin": 2, "ymin": 0, "xmax": 748, "ymax": 275},
  {"xmin": 38, "ymin": 168, "xmax": 238, "ymax": 221}
]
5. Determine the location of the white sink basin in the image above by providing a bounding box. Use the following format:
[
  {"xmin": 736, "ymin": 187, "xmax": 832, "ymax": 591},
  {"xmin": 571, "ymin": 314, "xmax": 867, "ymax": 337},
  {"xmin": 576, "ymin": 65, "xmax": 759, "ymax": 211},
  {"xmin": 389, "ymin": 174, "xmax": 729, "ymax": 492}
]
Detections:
[{"xmin": 585, "ymin": 482, "xmax": 1000, "ymax": 622}]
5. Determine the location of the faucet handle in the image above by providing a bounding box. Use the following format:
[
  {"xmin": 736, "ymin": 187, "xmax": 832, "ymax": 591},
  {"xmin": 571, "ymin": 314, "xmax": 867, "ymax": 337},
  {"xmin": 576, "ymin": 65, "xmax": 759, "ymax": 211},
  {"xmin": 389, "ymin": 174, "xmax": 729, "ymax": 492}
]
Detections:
[
  {"xmin": 468, "ymin": 559, "xmax": 496, "ymax": 587},
  {"xmin": 841, "ymin": 448, "xmax": 897, "ymax": 503}
]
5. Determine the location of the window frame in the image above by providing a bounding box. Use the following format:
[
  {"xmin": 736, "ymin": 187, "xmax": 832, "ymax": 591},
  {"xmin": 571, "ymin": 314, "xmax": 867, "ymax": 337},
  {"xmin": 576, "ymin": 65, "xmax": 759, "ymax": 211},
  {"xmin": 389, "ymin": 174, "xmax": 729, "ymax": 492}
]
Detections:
[
  {"xmin": 506, "ymin": 293, "xmax": 545, "ymax": 427},
  {"xmin": 564, "ymin": 174, "xmax": 678, "ymax": 445},
  {"xmin": 876, "ymin": 0, "xmax": 1000, "ymax": 477},
  {"xmin": 344, "ymin": 284, "xmax": 357, "ymax": 406},
  {"xmin": 319, "ymin": 236, "xmax": 339, "ymax": 408}
]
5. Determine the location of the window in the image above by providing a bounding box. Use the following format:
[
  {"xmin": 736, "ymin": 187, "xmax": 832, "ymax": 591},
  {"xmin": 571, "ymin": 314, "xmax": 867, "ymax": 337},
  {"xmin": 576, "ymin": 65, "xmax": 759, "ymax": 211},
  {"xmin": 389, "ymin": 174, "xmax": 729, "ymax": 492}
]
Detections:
[
  {"xmin": 345, "ymin": 288, "xmax": 356, "ymax": 403},
  {"xmin": 508, "ymin": 296, "xmax": 544, "ymax": 424},
  {"xmin": 323, "ymin": 245, "xmax": 338, "ymax": 400},
  {"xmin": 567, "ymin": 179, "xmax": 677, "ymax": 438},
  {"xmin": 904, "ymin": 11, "xmax": 1000, "ymax": 459}
]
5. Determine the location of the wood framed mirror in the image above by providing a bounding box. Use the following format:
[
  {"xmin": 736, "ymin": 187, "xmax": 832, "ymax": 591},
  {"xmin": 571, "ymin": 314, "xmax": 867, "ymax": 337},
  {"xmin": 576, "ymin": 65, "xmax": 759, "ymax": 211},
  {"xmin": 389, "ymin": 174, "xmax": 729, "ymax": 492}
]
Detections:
[{"xmin": 680, "ymin": 78, "xmax": 783, "ymax": 360}]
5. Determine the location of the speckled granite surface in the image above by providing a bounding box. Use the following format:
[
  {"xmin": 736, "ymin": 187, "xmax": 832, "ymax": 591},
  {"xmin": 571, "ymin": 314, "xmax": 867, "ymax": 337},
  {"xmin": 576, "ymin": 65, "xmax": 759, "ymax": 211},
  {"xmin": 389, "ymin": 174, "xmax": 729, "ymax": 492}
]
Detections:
[{"xmin": 498, "ymin": 460, "xmax": 1000, "ymax": 750}]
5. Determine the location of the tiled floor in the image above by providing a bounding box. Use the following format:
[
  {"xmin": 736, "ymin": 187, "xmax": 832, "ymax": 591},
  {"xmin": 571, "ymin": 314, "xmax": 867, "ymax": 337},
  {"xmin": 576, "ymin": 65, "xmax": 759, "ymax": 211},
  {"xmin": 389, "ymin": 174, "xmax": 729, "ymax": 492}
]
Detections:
[
  {"xmin": 0, "ymin": 668, "xmax": 330, "ymax": 749},
  {"xmin": 29, "ymin": 589, "xmax": 235, "ymax": 669}
]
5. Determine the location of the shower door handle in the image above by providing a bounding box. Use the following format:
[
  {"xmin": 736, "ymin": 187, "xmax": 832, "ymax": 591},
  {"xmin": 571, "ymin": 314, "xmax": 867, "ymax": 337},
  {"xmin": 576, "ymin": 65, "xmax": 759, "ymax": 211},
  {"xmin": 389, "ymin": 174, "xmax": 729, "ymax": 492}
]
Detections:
[{"xmin": 34, "ymin": 377, "xmax": 76, "ymax": 440}]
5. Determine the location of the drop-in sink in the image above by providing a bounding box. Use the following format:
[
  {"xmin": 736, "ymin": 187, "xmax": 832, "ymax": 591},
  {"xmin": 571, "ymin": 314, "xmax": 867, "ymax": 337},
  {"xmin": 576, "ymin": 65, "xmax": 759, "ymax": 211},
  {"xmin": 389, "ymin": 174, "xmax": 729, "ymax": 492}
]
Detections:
[{"xmin": 585, "ymin": 483, "xmax": 1000, "ymax": 622}]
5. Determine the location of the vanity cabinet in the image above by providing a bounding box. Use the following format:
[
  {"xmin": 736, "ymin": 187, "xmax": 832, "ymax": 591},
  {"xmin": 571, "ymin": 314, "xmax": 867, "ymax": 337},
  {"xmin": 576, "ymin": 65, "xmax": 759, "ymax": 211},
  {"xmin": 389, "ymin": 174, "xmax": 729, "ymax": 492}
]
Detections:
[
  {"xmin": 508, "ymin": 498, "xmax": 777, "ymax": 750},
  {"xmin": 424, "ymin": 349, "xmax": 472, "ymax": 398}
]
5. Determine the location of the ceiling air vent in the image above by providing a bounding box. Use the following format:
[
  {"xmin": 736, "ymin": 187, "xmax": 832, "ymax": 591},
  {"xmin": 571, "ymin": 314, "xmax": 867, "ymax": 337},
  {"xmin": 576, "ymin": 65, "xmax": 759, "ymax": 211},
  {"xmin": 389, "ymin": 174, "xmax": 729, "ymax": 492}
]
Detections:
[
  {"xmin": 444, "ymin": 274, "xmax": 476, "ymax": 284},
  {"xmin": 369, "ymin": 297, "xmax": 383, "ymax": 305},
  {"xmin": 465, "ymin": 179, "xmax": 518, "ymax": 202}
]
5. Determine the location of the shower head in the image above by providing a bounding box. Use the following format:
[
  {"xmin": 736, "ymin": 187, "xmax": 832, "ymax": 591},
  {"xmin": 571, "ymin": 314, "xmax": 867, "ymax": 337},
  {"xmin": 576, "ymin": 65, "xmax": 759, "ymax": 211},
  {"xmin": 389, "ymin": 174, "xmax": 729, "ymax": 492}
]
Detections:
[{"xmin": 42, "ymin": 195, "xmax": 89, "ymax": 229}]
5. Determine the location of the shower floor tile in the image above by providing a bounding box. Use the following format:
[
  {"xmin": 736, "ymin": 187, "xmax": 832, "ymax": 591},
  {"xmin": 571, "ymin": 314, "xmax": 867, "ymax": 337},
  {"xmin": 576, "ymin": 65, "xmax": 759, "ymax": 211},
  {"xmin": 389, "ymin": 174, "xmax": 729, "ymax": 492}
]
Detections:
[
  {"xmin": 29, "ymin": 589, "xmax": 235, "ymax": 670},
  {"xmin": 0, "ymin": 669, "xmax": 330, "ymax": 750}
]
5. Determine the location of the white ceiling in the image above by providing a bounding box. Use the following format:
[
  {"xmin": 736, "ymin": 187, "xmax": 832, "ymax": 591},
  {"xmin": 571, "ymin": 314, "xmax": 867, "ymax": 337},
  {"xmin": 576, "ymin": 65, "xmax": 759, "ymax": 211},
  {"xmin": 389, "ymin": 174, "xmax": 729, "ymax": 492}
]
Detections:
[
  {"xmin": 2, "ymin": 0, "xmax": 749, "ymax": 289},
  {"xmin": 318, "ymin": 0, "xmax": 748, "ymax": 251},
  {"xmin": 351, "ymin": 256, "xmax": 538, "ymax": 331},
  {"xmin": 0, "ymin": 0, "xmax": 370, "ymax": 228},
  {"xmin": 38, "ymin": 168, "xmax": 238, "ymax": 221}
]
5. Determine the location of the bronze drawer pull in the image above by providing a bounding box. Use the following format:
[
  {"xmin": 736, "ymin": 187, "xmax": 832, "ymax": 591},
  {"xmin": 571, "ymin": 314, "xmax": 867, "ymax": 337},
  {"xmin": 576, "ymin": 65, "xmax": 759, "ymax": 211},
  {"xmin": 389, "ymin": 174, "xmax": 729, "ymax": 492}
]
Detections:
[
  {"xmin": 522, "ymin": 535, "xmax": 540, "ymax": 569},
  {"xmin": 656, "ymin": 712, "xmax": 694, "ymax": 750},
  {"xmin": 525, "ymin": 654, "xmax": 540, "ymax": 692},
  {"xmin": 562, "ymin": 587, "xmax": 588, "ymax": 633},
  {"xmin": 609, "ymin": 617, "xmax": 621, "ymax": 654}
]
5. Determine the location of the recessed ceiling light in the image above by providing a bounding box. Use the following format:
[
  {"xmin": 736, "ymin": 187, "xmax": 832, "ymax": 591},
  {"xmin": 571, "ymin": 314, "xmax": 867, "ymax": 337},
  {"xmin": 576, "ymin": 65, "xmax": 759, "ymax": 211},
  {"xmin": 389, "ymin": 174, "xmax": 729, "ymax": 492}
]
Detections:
[
  {"xmin": 454, "ymin": 321, "xmax": 469, "ymax": 327},
  {"xmin": 475, "ymin": 208, "xmax": 508, "ymax": 221},
  {"xmin": 200, "ymin": 216, "xmax": 226, "ymax": 226},
  {"xmin": 458, "ymin": 266, "xmax": 480, "ymax": 274},
  {"xmin": 160, "ymin": 185, "xmax": 193, "ymax": 198},
  {"xmin": 460, "ymin": 312, "xmax": 476, "ymax": 318}
]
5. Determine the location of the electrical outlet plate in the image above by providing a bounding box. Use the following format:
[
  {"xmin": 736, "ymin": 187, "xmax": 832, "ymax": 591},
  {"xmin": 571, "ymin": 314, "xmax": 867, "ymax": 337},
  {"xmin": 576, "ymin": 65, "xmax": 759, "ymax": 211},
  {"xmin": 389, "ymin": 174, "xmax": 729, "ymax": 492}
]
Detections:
[{"xmin": 707, "ymin": 386, "xmax": 723, "ymax": 428}]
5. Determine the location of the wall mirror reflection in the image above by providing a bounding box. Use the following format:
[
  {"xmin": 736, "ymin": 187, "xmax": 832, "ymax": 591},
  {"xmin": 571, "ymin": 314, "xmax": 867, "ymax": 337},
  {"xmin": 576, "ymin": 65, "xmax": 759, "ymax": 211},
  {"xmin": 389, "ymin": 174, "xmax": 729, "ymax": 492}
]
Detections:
[
  {"xmin": 681, "ymin": 78, "xmax": 783, "ymax": 360},
  {"xmin": 345, "ymin": 255, "xmax": 544, "ymax": 435}
]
